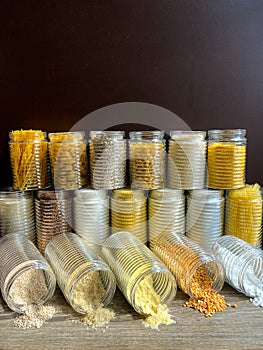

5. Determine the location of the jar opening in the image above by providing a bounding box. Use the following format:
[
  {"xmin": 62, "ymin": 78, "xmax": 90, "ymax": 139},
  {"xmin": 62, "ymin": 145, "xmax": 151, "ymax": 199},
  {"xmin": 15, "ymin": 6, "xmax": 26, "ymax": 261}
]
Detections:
[
  {"xmin": 170, "ymin": 130, "xmax": 206, "ymax": 141},
  {"xmin": 208, "ymin": 129, "xmax": 246, "ymax": 141},
  {"xmin": 129, "ymin": 130, "xmax": 165, "ymax": 141}
]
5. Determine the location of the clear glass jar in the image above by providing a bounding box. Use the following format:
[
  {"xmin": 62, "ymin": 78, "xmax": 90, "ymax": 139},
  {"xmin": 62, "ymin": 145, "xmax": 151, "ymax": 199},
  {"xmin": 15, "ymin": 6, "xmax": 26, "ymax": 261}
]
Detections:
[
  {"xmin": 153, "ymin": 232, "xmax": 225, "ymax": 299},
  {"xmin": 73, "ymin": 188, "xmax": 110, "ymax": 245},
  {"xmin": 89, "ymin": 131, "xmax": 126, "ymax": 189},
  {"xmin": 111, "ymin": 189, "xmax": 147, "ymax": 244},
  {"xmin": 208, "ymin": 129, "xmax": 246, "ymax": 189},
  {"xmin": 129, "ymin": 131, "xmax": 165, "ymax": 189},
  {"xmin": 225, "ymin": 184, "xmax": 262, "ymax": 247},
  {"xmin": 45, "ymin": 233, "xmax": 116, "ymax": 313},
  {"xmin": 0, "ymin": 233, "xmax": 56, "ymax": 312},
  {"xmin": 0, "ymin": 188, "xmax": 36, "ymax": 242},
  {"xmin": 211, "ymin": 235, "xmax": 263, "ymax": 299},
  {"xmin": 48, "ymin": 131, "xmax": 88, "ymax": 190},
  {"xmin": 148, "ymin": 188, "xmax": 185, "ymax": 249},
  {"xmin": 101, "ymin": 231, "xmax": 176, "ymax": 315},
  {"xmin": 186, "ymin": 189, "xmax": 224, "ymax": 251},
  {"xmin": 168, "ymin": 131, "xmax": 207, "ymax": 189},
  {"xmin": 9, "ymin": 129, "xmax": 50, "ymax": 190},
  {"xmin": 35, "ymin": 190, "xmax": 73, "ymax": 254}
]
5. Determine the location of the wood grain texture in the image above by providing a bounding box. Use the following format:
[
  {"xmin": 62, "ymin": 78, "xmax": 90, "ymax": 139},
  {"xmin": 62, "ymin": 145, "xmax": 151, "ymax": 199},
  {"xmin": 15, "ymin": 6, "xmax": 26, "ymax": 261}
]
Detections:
[{"xmin": 0, "ymin": 284, "xmax": 262, "ymax": 350}]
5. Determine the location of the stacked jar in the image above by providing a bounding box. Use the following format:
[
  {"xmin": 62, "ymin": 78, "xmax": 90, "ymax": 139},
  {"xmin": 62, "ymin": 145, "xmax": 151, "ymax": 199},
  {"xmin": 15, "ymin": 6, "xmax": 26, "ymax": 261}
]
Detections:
[
  {"xmin": 129, "ymin": 131, "xmax": 165, "ymax": 189},
  {"xmin": 45, "ymin": 233, "xmax": 116, "ymax": 313},
  {"xmin": 148, "ymin": 188, "xmax": 185, "ymax": 249},
  {"xmin": 35, "ymin": 190, "xmax": 73, "ymax": 254},
  {"xmin": 9, "ymin": 129, "xmax": 50, "ymax": 190},
  {"xmin": 186, "ymin": 189, "xmax": 224, "ymax": 251},
  {"xmin": 89, "ymin": 131, "xmax": 126, "ymax": 189},
  {"xmin": 168, "ymin": 131, "xmax": 207, "ymax": 189},
  {"xmin": 111, "ymin": 188, "xmax": 147, "ymax": 244},
  {"xmin": 48, "ymin": 131, "xmax": 88, "ymax": 190},
  {"xmin": 73, "ymin": 188, "xmax": 110, "ymax": 245},
  {"xmin": 225, "ymin": 184, "xmax": 262, "ymax": 247},
  {"xmin": 207, "ymin": 129, "xmax": 246, "ymax": 189},
  {"xmin": 0, "ymin": 233, "xmax": 56, "ymax": 312},
  {"xmin": 0, "ymin": 188, "xmax": 36, "ymax": 243}
]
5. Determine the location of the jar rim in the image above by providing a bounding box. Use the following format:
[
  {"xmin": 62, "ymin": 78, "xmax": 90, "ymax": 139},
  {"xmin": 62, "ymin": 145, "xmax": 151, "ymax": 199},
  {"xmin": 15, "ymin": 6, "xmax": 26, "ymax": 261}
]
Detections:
[
  {"xmin": 89, "ymin": 130, "xmax": 125, "ymax": 139},
  {"xmin": 9, "ymin": 130, "xmax": 47, "ymax": 141},
  {"xmin": 48, "ymin": 131, "xmax": 85, "ymax": 142},
  {"xmin": 208, "ymin": 129, "xmax": 246, "ymax": 140},
  {"xmin": 129, "ymin": 130, "xmax": 165, "ymax": 140},
  {"xmin": 170, "ymin": 130, "xmax": 206, "ymax": 140}
]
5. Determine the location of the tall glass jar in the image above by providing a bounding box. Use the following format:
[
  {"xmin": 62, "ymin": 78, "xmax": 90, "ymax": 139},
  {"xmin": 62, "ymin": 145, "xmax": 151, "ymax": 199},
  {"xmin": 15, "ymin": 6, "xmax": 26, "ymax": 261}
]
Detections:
[
  {"xmin": 186, "ymin": 189, "xmax": 224, "ymax": 251},
  {"xmin": 9, "ymin": 129, "xmax": 50, "ymax": 190},
  {"xmin": 168, "ymin": 131, "xmax": 207, "ymax": 189},
  {"xmin": 35, "ymin": 190, "xmax": 73, "ymax": 254},
  {"xmin": 207, "ymin": 129, "xmax": 246, "ymax": 189},
  {"xmin": 73, "ymin": 188, "xmax": 110, "ymax": 245},
  {"xmin": 48, "ymin": 131, "xmax": 88, "ymax": 190},
  {"xmin": 45, "ymin": 233, "xmax": 116, "ymax": 313},
  {"xmin": 0, "ymin": 188, "xmax": 36, "ymax": 242},
  {"xmin": 101, "ymin": 232, "xmax": 176, "ymax": 315},
  {"xmin": 111, "ymin": 189, "xmax": 147, "ymax": 244},
  {"xmin": 89, "ymin": 131, "xmax": 126, "ymax": 190},
  {"xmin": 211, "ymin": 235, "xmax": 263, "ymax": 303},
  {"xmin": 153, "ymin": 232, "xmax": 225, "ymax": 299},
  {"xmin": 129, "ymin": 131, "xmax": 165, "ymax": 189},
  {"xmin": 148, "ymin": 188, "xmax": 185, "ymax": 250},
  {"xmin": 0, "ymin": 233, "xmax": 56, "ymax": 312},
  {"xmin": 225, "ymin": 184, "xmax": 262, "ymax": 247}
]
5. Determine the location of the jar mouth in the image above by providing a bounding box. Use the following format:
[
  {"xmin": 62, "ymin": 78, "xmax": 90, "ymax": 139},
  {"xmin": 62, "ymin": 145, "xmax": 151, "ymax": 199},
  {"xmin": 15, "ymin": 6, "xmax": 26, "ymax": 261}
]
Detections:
[
  {"xmin": 129, "ymin": 265, "xmax": 177, "ymax": 315},
  {"xmin": 186, "ymin": 258, "xmax": 225, "ymax": 299},
  {"xmin": 74, "ymin": 188, "xmax": 108, "ymax": 200},
  {"xmin": 0, "ymin": 187, "xmax": 32, "ymax": 198},
  {"xmin": 4, "ymin": 262, "xmax": 56, "ymax": 313},
  {"xmin": 149, "ymin": 188, "xmax": 183, "ymax": 200},
  {"xmin": 239, "ymin": 250, "xmax": 263, "ymax": 298},
  {"xmin": 208, "ymin": 129, "xmax": 246, "ymax": 140},
  {"xmin": 170, "ymin": 130, "xmax": 206, "ymax": 141},
  {"xmin": 112, "ymin": 188, "xmax": 145, "ymax": 200},
  {"xmin": 129, "ymin": 130, "xmax": 165, "ymax": 141},
  {"xmin": 36, "ymin": 190, "xmax": 73, "ymax": 200},
  {"xmin": 68, "ymin": 263, "xmax": 116, "ymax": 314},
  {"xmin": 188, "ymin": 189, "xmax": 224, "ymax": 201},
  {"xmin": 48, "ymin": 131, "xmax": 85, "ymax": 142},
  {"xmin": 89, "ymin": 131, "xmax": 125, "ymax": 140},
  {"xmin": 9, "ymin": 130, "xmax": 47, "ymax": 141}
]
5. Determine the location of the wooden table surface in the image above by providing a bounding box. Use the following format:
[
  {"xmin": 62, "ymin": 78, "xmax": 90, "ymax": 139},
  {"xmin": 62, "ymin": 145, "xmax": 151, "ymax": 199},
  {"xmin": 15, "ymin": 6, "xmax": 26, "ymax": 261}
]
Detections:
[{"xmin": 0, "ymin": 284, "xmax": 262, "ymax": 350}]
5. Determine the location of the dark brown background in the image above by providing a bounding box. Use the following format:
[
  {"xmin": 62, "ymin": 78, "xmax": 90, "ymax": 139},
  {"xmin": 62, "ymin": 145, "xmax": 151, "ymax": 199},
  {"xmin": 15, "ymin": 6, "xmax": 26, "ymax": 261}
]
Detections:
[{"xmin": 0, "ymin": 0, "xmax": 263, "ymax": 187}]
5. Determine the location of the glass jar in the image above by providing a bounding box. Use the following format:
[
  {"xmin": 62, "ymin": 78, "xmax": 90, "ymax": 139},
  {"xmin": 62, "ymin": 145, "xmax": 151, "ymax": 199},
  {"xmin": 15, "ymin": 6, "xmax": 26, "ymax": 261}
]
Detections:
[
  {"xmin": 186, "ymin": 189, "xmax": 224, "ymax": 251},
  {"xmin": 0, "ymin": 233, "xmax": 56, "ymax": 313},
  {"xmin": 129, "ymin": 131, "xmax": 165, "ymax": 189},
  {"xmin": 48, "ymin": 131, "xmax": 88, "ymax": 190},
  {"xmin": 168, "ymin": 131, "xmax": 207, "ymax": 189},
  {"xmin": 73, "ymin": 188, "xmax": 110, "ymax": 245},
  {"xmin": 101, "ymin": 231, "xmax": 176, "ymax": 315},
  {"xmin": 0, "ymin": 188, "xmax": 36, "ymax": 242},
  {"xmin": 148, "ymin": 188, "xmax": 185, "ymax": 250},
  {"xmin": 45, "ymin": 233, "xmax": 116, "ymax": 313},
  {"xmin": 9, "ymin": 129, "xmax": 50, "ymax": 190},
  {"xmin": 225, "ymin": 184, "xmax": 262, "ymax": 247},
  {"xmin": 211, "ymin": 235, "xmax": 263, "ymax": 301},
  {"xmin": 153, "ymin": 232, "xmax": 225, "ymax": 299},
  {"xmin": 89, "ymin": 131, "xmax": 126, "ymax": 189},
  {"xmin": 35, "ymin": 190, "xmax": 73, "ymax": 254},
  {"xmin": 207, "ymin": 129, "xmax": 246, "ymax": 189},
  {"xmin": 111, "ymin": 189, "xmax": 147, "ymax": 244}
]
